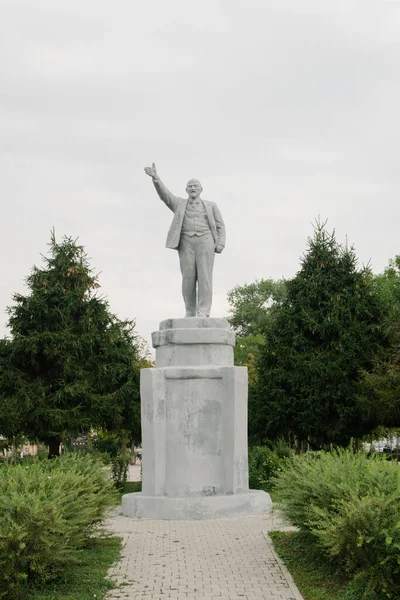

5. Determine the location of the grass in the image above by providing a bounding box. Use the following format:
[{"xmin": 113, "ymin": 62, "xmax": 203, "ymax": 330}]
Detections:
[
  {"xmin": 270, "ymin": 531, "xmax": 358, "ymax": 600},
  {"xmin": 22, "ymin": 536, "xmax": 122, "ymax": 600}
]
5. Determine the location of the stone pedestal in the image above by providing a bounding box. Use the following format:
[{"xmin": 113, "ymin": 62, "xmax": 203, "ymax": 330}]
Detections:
[{"xmin": 121, "ymin": 318, "xmax": 272, "ymax": 520}]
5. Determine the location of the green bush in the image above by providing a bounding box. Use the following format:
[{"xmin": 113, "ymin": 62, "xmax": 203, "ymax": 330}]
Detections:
[
  {"xmin": 0, "ymin": 453, "xmax": 116, "ymax": 598},
  {"xmin": 248, "ymin": 445, "xmax": 282, "ymax": 490},
  {"xmin": 274, "ymin": 448, "xmax": 400, "ymax": 598},
  {"xmin": 270, "ymin": 437, "xmax": 293, "ymax": 459},
  {"xmin": 91, "ymin": 431, "xmax": 121, "ymax": 458},
  {"xmin": 111, "ymin": 455, "xmax": 130, "ymax": 489},
  {"xmin": 68, "ymin": 443, "xmax": 112, "ymax": 466}
]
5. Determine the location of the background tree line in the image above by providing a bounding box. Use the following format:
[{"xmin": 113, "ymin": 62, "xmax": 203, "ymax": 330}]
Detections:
[
  {"xmin": 228, "ymin": 219, "xmax": 400, "ymax": 448},
  {"xmin": 1, "ymin": 220, "xmax": 399, "ymax": 457}
]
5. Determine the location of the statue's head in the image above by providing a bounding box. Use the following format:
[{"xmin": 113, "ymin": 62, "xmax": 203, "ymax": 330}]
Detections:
[{"xmin": 186, "ymin": 178, "xmax": 202, "ymax": 200}]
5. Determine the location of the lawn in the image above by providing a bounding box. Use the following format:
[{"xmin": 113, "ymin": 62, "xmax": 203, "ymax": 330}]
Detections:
[
  {"xmin": 23, "ymin": 536, "xmax": 122, "ymax": 600},
  {"xmin": 270, "ymin": 531, "xmax": 357, "ymax": 600}
]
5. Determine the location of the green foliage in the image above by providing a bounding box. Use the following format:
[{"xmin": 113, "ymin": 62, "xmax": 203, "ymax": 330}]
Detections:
[
  {"xmin": 19, "ymin": 536, "xmax": 122, "ymax": 600},
  {"xmin": 255, "ymin": 220, "xmax": 386, "ymax": 447},
  {"xmin": 91, "ymin": 429, "xmax": 121, "ymax": 458},
  {"xmin": 374, "ymin": 256, "xmax": 400, "ymax": 310},
  {"xmin": 0, "ymin": 342, "xmax": 31, "ymax": 441},
  {"xmin": 66, "ymin": 443, "xmax": 111, "ymax": 467},
  {"xmin": 358, "ymin": 256, "xmax": 400, "ymax": 428},
  {"xmin": 270, "ymin": 531, "xmax": 354, "ymax": 600},
  {"xmin": 274, "ymin": 448, "xmax": 400, "ymax": 598},
  {"xmin": 0, "ymin": 231, "xmax": 142, "ymax": 455},
  {"xmin": 233, "ymin": 334, "xmax": 264, "ymax": 367},
  {"xmin": 270, "ymin": 436, "xmax": 294, "ymax": 459},
  {"xmin": 248, "ymin": 445, "xmax": 283, "ymax": 491},
  {"xmin": 0, "ymin": 453, "xmax": 116, "ymax": 598},
  {"xmin": 227, "ymin": 278, "xmax": 286, "ymax": 338},
  {"xmin": 227, "ymin": 280, "xmax": 286, "ymax": 436},
  {"xmin": 122, "ymin": 480, "xmax": 142, "ymax": 494},
  {"xmin": 227, "ymin": 279, "xmax": 285, "ymax": 379},
  {"xmin": 111, "ymin": 455, "xmax": 130, "ymax": 489}
]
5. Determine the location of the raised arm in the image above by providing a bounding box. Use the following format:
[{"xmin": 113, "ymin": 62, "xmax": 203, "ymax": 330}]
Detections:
[{"xmin": 144, "ymin": 163, "xmax": 180, "ymax": 213}]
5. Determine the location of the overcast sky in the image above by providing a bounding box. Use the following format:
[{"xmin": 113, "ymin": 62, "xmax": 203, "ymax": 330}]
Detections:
[{"xmin": 1, "ymin": 0, "xmax": 400, "ymax": 348}]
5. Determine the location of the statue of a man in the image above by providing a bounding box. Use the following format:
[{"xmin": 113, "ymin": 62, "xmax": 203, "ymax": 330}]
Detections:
[{"xmin": 144, "ymin": 163, "xmax": 226, "ymax": 318}]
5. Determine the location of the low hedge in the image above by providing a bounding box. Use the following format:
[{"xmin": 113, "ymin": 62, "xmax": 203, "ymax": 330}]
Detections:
[
  {"xmin": 274, "ymin": 448, "xmax": 400, "ymax": 599},
  {"xmin": 248, "ymin": 445, "xmax": 283, "ymax": 490},
  {"xmin": 0, "ymin": 453, "xmax": 116, "ymax": 598}
]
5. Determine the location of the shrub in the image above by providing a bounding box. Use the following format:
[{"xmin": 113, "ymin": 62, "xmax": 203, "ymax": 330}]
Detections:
[
  {"xmin": 274, "ymin": 448, "xmax": 400, "ymax": 598},
  {"xmin": 69, "ymin": 443, "xmax": 111, "ymax": 466},
  {"xmin": 91, "ymin": 430, "xmax": 121, "ymax": 458},
  {"xmin": 0, "ymin": 454, "xmax": 116, "ymax": 598},
  {"xmin": 270, "ymin": 437, "xmax": 293, "ymax": 459},
  {"xmin": 248, "ymin": 445, "xmax": 282, "ymax": 490},
  {"xmin": 111, "ymin": 455, "xmax": 130, "ymax": 489}
]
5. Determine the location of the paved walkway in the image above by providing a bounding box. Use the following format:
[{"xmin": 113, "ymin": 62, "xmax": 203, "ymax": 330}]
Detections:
[
  {"xmin": 104, "ymin": 504, "xmax": 303, "ymax": 600},
  {"xmin": 128, "ymin": 464, "xmax": 142, "ymax": 482}
]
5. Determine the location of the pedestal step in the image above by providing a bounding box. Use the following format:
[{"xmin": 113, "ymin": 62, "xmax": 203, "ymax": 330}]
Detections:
[
  {"xmin": 121, "ymin": 490, "xmax": 272, "ymax": 520},
  {"xmin": 152, "ymin": 318, "xmax": 234, "ymax": 367}
]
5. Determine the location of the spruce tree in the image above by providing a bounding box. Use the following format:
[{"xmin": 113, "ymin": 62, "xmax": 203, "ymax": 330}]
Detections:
[
  {"xmin": 0, "ymin": 232, "xmax": 141, "ymax": 456},
  {"xmin": 358, "ymin": 256, "xmax": 400, "ymax": 428},
  {"xmin": 254, "ymin": 220, "xmax": 386, "ymax": 447}
]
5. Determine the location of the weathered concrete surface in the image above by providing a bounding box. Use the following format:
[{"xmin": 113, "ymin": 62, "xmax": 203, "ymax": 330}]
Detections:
[
  {"xmin": 153, "ymin": 318, "xmax": 234, "ymax": 367},
  {"xmin": 139, "ymin": 365, "xmax": 249, "ymax": 500},
  {"xmin": 122, "ymin": 490, "xmax": 272, "ymax": 520},
  {"xmin": 159, "ymin": 317, "xmax": 230, "ymax": 330},
  {"xmin": 105, "ymin": 511, "xmax": 304, "ymax": 600},
  {"xmin": 122, "ymin": 318, "xmax": 271, "ymax": 520}
]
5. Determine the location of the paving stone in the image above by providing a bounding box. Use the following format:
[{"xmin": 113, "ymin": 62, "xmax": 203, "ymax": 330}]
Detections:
[{"xmin": 104, "ymin": 509, "xmax": 303, "ymax": 600}]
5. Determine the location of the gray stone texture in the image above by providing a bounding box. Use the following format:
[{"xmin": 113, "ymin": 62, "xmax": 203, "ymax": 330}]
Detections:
[
  {"xmin": 121, "ymin": 317, "xmax": 271, "ymax": 520},
  {"xmin": 152, "ymin": 319, "xmax": 235, "ymax": 367}
]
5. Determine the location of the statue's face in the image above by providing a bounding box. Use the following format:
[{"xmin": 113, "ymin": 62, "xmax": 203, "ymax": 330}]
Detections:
[{"xmin": 186, "ymin": 179, "xmax": 202, "ymax": 200}]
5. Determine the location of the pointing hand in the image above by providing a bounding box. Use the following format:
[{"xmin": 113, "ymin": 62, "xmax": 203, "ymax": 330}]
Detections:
[{"xmin": 144, "ymin": 162, "xmax": 157, "ymax": 180}]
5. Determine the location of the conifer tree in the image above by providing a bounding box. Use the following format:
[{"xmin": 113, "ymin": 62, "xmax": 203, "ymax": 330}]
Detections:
[
  {"xmin": 254, "ymin": 220, "xmax": 386, "ymax": 447},
  {"xmin": 358, "ymin": 256, "xmax": 400, "ymax": 428},
  {"xmin": 0, "ymin": 232, "xmax": 142, "ymax": 457}
]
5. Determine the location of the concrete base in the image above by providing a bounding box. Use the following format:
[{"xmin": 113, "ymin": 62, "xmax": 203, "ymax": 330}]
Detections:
[
  {"xmin": 127, "ymin": 318, "xmax": 263, "ymax": 521},
  {"xmin": 121, "ymin": 490, "xmax": 272, "ymax": 520}
]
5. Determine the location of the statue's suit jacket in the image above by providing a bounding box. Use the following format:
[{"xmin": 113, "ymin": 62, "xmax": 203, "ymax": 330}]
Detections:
[{"xmin": 153, "ymin": 178, "xmax": 226, "ymax": 252}]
